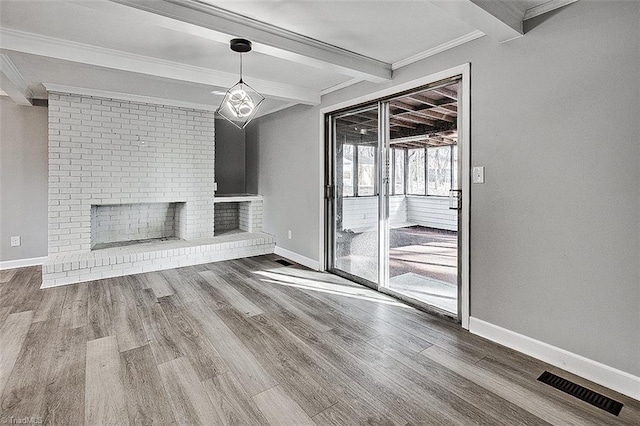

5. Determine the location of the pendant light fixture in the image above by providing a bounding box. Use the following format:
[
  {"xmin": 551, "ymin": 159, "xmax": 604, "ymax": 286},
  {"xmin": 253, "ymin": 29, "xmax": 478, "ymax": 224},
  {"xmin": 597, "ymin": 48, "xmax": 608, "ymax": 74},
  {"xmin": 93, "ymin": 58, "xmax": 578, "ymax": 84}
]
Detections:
[{"xmin": 216, "ymin": 38, "xmax": 265, "ymax": 129}]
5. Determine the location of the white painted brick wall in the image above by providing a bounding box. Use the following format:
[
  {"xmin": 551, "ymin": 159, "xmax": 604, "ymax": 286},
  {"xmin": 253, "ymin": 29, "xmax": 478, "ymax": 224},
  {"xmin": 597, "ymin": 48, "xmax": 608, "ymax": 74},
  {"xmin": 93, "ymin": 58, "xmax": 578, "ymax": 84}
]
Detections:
[
  {"xmin": 239, "ymin": 200, "xmax": 263, "ymax": 233},
  {"xmin": 91, "ymin": 202, "xmax": 182, "ymax": 246},
  {"xmin": 214, "ymin": 203, "xmax": 239, "ymax": 231},
  {"xmin": 48, "ymin": 93, "xmax": 215, "ymax": 254}
]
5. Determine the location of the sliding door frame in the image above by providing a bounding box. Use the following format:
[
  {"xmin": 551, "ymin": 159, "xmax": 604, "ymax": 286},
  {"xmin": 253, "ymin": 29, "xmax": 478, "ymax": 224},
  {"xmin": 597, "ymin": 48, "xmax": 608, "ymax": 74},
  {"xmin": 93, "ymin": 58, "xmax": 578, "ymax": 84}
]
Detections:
[{"xmin": 320, "ymin": 63, "xmax": 471, "ymax": 329}]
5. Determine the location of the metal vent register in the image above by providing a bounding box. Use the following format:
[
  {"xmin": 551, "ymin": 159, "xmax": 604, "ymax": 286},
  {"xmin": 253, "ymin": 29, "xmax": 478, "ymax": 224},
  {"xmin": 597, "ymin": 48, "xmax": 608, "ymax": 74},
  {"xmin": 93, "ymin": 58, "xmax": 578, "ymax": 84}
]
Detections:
[{"xmin": 537, "ymin": 371, "xmax": 623, "ymax": 416}]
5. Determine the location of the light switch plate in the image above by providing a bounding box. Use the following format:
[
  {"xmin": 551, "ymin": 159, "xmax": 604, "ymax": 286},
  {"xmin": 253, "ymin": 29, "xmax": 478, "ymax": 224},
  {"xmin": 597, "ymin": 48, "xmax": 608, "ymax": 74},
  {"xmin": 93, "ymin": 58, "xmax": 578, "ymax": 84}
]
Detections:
[{"xmin": 472, "ymin": 166, "xmax": 485, "ymax": 184}]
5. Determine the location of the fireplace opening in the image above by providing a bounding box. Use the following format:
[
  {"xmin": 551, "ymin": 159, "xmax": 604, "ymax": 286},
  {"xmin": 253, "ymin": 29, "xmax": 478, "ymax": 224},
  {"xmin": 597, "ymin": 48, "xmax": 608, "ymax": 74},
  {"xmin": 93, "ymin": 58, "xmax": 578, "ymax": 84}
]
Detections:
[{"xmin": 91, "ymin": 202, "xmax": 186, "ymax": 250}]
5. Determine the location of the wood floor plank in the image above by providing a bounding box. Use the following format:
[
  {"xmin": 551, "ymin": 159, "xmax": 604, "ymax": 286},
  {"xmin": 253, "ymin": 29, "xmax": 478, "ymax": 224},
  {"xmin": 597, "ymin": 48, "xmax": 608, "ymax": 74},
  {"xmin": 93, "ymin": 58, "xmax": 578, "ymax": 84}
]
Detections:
[
  {"xmin": 120, "ymin": 344, "xmax": 177, "ymax": 425},
  {"xmin": 0, "ymin": 306, "xmax": 15, "ymax": 327},
  {"xmin": 86, "ymin": 279, "xmax": 114, "ymax": 341},
  {"xmin": 160, "ymin": 268, "xmax": 204, "ymax": 305},
  {"xmin": 110, "ymin": 278, "xmax": 147, "ymax": 352},
  {"xmin": 59, "ymin": 282, "xmax": 89, "ymax": 329},
  {"xmin": 367, "ymin": 335, "xmax": 549, "ymax": 426},
  {"xmin": 366, "ymin": 337, "xmax": 532, "ymax": 425},
  {"xmin": 305, "ymin": 282, "xmax": 487, "ymax": 363},
  {"xmin": 477, "ymin": 354, "xmax": 631, "ymax": 426},
  {"xmin": 157, "ymin": 356, "xmax": 223, "ymax": 426},
  {"xmin": 42, "ymin": 326, "xmax": 87, "ymax": 426},
  {"xmin": 421, "ymin": 345, "xmax": 604, "ymax": 426},
  {"xmin": 187, "ymin": 273, "xmax": 230, "ymax": 310},
  {"xmin": 139, "ymin": 271, "xmax": 175, "ymax": 298},
  {"xmin": 0, "ymin": 269, "xmax": 17, "ymax": 283},
  {"xmin": 213, "ymin": 261, "xmax": 343, "ymax": 336},
  {"xmin": 157, "ymin": 295, "xmax": 228, "ymax": 381},
  {"xmin": 85, "ymin": 335, "xmax": 129, "ymax": 426},
  {"xmin": 188, "ymin": 301, "xmax": 277, "ymax": 397},
  {"xmin": 218, "ymin": 307, "xmax": 339, "ymax": 416},
  {"xmin": 0, "ymin": 267, "xmax": 36, "ymax": 309},
  {"xmin": 125, "ymin": 282, "xmax": 183, "ymax": 365},
  {"xmin": 312, "ymin": 401, "xmax": 396, "ymax": 426},
  {"xmin": 1, "ymin": 258, "xmax": 638, "ymax": 425},
  {"xmin": 0, "ymin": 318, "xmax": 59, "ymax": 420},
  {"xmin": 274, "ymin": 267, "xmax": 432, "ymax": 350},
  {"xmin": 201, "ymin": 371, "xmax": 270, "ymax": 426},
  {"xmin": 8, "ymin": 269, "xmax": 43, "ymax": 314},
  {"xmin": 252, "ymin": 385, "xmax": 317, "ymax": 426},
  {"xmin": 231, "ymin": 298, "xmax": 406, "ymax": 426},
  {"xmin": 199, "ymin": 270, "xmax": 263, "ymax": 316},
  {"xmin": 221, "ymin": 270, "xmax": 336, "ymax": 334},
  {"xmin": 0, "ymin": 310, "xmax": 34, "ymax": 398},
  {"xmin": 280, "ymin": 319, "xmax": 436, "ymax": 425},
  {"xmin": 33, "ymin": 286, "xmax": 67, "ymax": 323}
]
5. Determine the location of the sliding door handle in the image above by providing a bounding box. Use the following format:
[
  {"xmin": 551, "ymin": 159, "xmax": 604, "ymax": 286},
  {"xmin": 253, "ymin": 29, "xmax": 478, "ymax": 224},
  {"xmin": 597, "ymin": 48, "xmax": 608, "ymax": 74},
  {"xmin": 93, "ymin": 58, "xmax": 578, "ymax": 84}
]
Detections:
[{"xmin": 449, "ymin": 189, "xmax": 461, "ymax": 210}]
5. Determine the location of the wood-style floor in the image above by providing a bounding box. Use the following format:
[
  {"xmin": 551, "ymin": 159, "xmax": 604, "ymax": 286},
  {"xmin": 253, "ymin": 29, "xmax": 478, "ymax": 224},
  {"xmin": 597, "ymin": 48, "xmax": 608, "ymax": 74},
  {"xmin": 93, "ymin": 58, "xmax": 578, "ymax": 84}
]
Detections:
[{"xmin": 0, "ymin": 255, "xmax": 638, "ymax": 425}]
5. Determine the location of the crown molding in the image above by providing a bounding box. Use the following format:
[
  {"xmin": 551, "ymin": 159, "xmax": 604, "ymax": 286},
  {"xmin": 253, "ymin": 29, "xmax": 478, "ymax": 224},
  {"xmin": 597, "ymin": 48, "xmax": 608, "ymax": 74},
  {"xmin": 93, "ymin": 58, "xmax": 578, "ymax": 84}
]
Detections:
[
  {"xmin": 524, "ymin": 0, "xmax": 579, "ymax": 21},
  {"xmin": 253, "ymin": 101, "xmax": 297, "ymax": 119},
  {"xmin": 392, "ymin": 31, "xmax": 485, "ymax": 70},
  {"xmin": 0, "ymin": 28, "xmax": 320, "ymax": 105},
  {"xmin": 320, "ymin": 78, "xmax": 363, "ymax": 97},
  {"xmin": 0, "ymin": 54, "xmax": 33, "ymax": 105}
]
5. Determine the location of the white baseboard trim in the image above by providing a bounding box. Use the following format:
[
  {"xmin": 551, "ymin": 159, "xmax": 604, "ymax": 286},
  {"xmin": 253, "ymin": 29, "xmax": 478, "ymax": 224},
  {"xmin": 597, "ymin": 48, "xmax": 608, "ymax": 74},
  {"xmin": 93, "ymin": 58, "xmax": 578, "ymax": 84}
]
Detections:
[
  {"xmin": 274, "ymin": 246, "xmax": 321, "ymax": 271},
  {"xmin": 469, "ymin": 317, "xmax": 640, "ymax": 400},
  {"xmin": 0, "ymin": 256, "xmax": 47, "ymax": 270}
]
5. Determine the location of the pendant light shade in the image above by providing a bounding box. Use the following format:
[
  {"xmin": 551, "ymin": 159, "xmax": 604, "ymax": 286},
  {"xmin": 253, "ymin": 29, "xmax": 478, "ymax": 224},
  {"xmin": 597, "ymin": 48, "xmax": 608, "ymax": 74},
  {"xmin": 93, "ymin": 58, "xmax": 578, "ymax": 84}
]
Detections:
[{"xmin": 216, "ymin": 39, "xmax": 264, "ymax": 129}]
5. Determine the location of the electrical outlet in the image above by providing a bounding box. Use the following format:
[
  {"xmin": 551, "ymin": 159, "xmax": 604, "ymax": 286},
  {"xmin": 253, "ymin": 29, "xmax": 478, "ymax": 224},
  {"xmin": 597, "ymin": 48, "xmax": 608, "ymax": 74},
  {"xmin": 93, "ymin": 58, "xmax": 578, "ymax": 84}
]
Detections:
[
  {"xmin": 287, "ymin": 230, "xmax": 292, "ymax": 240},
  {"xmin": 10, "ymin": 236, "xmax": 21, "ymax": 247},
  {"xmin": 472, "ymin": 166, "xmax": 485, "ymax": 184}
]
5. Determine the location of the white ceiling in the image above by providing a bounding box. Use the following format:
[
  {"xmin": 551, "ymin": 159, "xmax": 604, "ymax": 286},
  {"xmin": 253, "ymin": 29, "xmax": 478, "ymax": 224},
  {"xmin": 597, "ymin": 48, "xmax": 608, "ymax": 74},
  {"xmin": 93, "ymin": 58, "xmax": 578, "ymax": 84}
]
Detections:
[{"xmin": 0, "ymin": 0, "xmax": 578, "ymax": 115}]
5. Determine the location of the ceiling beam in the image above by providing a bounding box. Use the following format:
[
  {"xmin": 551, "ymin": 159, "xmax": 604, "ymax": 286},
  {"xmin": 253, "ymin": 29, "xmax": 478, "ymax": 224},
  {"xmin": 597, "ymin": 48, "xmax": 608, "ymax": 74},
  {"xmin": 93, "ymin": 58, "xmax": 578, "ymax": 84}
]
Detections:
[
  {"xmin": 0, "ymin": 28, "xmax": 319, "ymax": 105},
  {"xmin": 524, "ymin": 0, "xmax": 579, "ymax": 21},
  {"xmin": 0, "ymin": 54, "xmax": 33, "ymax": 106},
  {"xmin": 103, "ymin": 0, "xmax": 392, "ymax": 83},
  {"xmin": 430, "ymin": 0, "xmax": 524, "ymax": 43}
]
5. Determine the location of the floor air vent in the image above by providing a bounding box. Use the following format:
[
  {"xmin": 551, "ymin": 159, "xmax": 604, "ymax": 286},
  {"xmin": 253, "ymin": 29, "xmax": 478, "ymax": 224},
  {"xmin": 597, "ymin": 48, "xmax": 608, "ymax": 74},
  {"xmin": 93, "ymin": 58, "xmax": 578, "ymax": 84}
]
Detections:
[
  {"xmin": 275, "ymin": 259, "xmax": 294, "ymax": 266},
  {"xmin": 537, "ymin": 371, "xmax": 623, "ymax": 416}
]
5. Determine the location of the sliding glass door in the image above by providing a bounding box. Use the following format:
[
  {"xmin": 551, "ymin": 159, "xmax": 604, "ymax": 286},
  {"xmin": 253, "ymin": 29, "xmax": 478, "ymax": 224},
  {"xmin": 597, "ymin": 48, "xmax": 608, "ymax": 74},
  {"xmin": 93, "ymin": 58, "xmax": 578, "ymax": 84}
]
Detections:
[
  {"xmin": 327, "ymin": 76, "xmax": 463, "ymax": 319},
  {"xmin": 329, "ymin": 104, "xmax": 381, "ymax": 287}
]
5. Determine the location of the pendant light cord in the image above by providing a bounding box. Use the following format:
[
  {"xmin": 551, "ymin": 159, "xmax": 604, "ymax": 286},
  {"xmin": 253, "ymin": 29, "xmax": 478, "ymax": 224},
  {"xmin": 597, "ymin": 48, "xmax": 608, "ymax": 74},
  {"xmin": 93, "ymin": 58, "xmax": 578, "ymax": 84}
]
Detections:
[{"xmin": 239, "ymin": 53, "xmax": 243, "ymax": 84}]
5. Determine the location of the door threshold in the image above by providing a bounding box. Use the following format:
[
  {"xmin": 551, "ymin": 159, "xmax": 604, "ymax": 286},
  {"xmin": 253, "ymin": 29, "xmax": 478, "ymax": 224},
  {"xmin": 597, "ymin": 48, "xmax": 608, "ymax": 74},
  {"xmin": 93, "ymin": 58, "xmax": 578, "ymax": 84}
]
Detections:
[{"xmin": 378, "ymin": 286, "xmax": 459, "ymax": 324}]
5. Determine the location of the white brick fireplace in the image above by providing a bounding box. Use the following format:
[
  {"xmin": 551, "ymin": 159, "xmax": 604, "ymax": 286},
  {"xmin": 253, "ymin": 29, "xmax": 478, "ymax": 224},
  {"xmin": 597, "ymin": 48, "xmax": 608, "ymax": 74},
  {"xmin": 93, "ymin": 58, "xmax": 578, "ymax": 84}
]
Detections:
[
  {"xmin": 90, "ymin": 202, "xmax": 186, "ymax": 248},
  {"xmin": 43, "ymin": 92, "xmax": 274, "ymax": 287},
  {"xmin": 47, "ymin": 92, "xmax": 214, "ymax": 255}
]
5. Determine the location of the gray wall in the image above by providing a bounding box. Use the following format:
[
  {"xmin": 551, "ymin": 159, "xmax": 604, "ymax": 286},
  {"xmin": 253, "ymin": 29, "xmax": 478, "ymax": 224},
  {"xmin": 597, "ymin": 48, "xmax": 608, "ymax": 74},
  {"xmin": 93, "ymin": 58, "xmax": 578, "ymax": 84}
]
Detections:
[
  {"xmin": 0, "ymin": 97, "xmax": 48, "ymax": 262},
  {"xmin": 246, "ymin": 0, "xmax": 640, "ymax": 376},
  {"xmin": 215, "ymin": 118, "xmax": 246, "ymax": 194},
  {"xmin": 246, "ymin": 105, "xmax": 319, "ymax": 256}
]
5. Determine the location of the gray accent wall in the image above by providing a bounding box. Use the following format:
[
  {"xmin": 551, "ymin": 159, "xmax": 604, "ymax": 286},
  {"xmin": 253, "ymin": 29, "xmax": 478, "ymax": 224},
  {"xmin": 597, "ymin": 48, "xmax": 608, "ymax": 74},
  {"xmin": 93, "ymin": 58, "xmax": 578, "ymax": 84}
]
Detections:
[
  {"xmin": 246, "ymin": 105, "xmax": 320, "ymax": 258},
  {"xmin": 215, "ymin": 118, "xmax": 246, "ymax": 194},
  {"xmin": 245, "ymin": 1, "xmax": 640, "ymax": 376},
  {"xmin": 0, "ymin": 97, "xmax": 48, "ymax": 262}
]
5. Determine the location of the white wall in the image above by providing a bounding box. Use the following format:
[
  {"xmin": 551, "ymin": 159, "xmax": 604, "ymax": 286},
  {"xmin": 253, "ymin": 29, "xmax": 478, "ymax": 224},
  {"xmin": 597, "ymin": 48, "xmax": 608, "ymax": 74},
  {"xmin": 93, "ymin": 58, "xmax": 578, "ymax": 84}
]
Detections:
[
  {"xmin": 342, "ymin": 195, "xmax": 407, "ymax": 231},
  {"xmin": 246, "ymin": 0, "xmax": 640, "ymax": 379},
  {"xmin": 406, "ymin": 196, "xmax": 457, "ymax": 231},
  {"xmin": 0, "ymin": 97, "xmax": 48, "ymax": 263}
]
